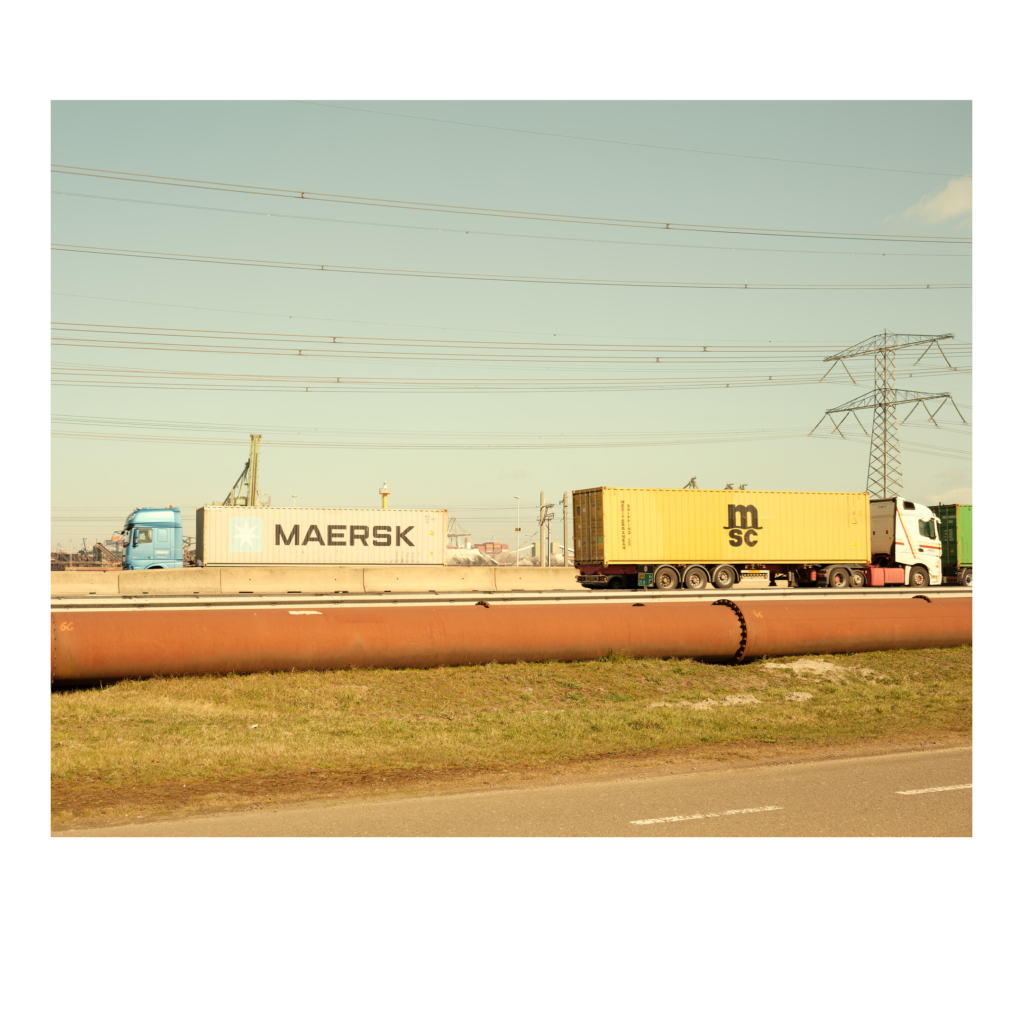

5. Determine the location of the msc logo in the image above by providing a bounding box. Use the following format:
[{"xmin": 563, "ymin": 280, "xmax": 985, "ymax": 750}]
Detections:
[{"xmin": 723, "ymin": 504, "xmax": 762, "ymax": 547}]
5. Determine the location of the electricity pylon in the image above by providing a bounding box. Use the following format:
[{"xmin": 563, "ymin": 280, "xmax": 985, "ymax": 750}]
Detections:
[{"xmin": 810, "ymin": 331, "xmax": 966, "ymax": 498}]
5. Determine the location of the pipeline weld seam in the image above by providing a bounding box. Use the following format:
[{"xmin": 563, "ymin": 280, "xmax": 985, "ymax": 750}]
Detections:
[{"xmin": 712, "ymin": 599, "xmax": 747, "ymax": 662}]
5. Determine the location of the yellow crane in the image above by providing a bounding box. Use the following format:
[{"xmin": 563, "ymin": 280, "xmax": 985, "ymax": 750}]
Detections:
[{"xmin": 212, "ymin": 434, "xmax": 269, "ymax": 507}]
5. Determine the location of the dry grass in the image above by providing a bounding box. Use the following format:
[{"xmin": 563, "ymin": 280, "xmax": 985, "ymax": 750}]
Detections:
[{"xmin": 52, "ymin": 646, "xmax": 971, "ymax": 830}]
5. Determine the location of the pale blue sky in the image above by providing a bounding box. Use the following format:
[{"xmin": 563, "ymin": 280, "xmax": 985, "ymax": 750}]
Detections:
[{"xmin": 51, "ymin": 101, "xmax": 971, "ymax": 549}]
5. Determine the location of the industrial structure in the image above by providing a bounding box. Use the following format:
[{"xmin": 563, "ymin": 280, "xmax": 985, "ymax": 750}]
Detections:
[
  {"xmin": 212, "ymin": 434, "xmax": 269, "ymax": 507},
  {"xmin": 813, "ymin": 331, "xmax": 967, "ymax": 499}
]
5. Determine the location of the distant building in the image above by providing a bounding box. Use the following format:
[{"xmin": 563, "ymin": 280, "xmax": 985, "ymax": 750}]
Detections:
[{"xmin": 474, "ymin": 541, "xmax": 509, "ymax": 555}]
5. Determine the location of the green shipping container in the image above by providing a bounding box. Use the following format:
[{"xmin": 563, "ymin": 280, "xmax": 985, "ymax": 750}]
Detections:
[{"xmin": 929, "ymin": 503, "xmax": 972, "ymax": 571}]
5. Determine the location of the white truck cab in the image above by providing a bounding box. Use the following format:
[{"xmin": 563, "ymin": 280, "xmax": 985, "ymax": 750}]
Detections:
[{"xmin": 870, "ymin": 496, "xmax": 943, "ymax": 586}]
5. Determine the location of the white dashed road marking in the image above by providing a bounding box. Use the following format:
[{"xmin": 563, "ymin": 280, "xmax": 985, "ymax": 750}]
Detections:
[
  {"xmin": 288, "ymin": 611, "xmax": 322, "ymax": 615},
  {"xmin": 631, "ymin": 805, "xmax": 783, "ymax": 826},
  {"xmin": 896, "ymin": 784, "xmax": 972, "ymax": 795}
]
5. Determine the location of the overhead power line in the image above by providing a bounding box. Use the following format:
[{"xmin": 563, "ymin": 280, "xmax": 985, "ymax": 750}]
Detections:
[
  {"xmin": 50, "ymin": 323, "xmax": 971, "ymax": 372},
  {"xmin": 50, "ymin": 361, "xmax": 970, "ymax": 394},
  {"xmin": 51, "ymin": 191, "xmax": 971, "ymax": 260},
  {"xmin": 51, "ymin": 165, "xmax": 972, "ymax": 244},
  {"xmin": 53, "ymin": 244, "xmax": 972, "ymax": 291},
  {"xmin": 56, "ymin": 293, "xmax": 973, "ymax": 346},
  {"xmin": 53, "ymin": 427, "xmax": 813, "ymax": 450},
  {"xmin": 51, "ymin": 413, "xmax": 970, "ymax": 442},
  {"xmin": 49, "ymin": 425, "xmax": 971, "ymax": 460},
  {"xmin": 299, "ymin": 102, "xmax": 972, "ymax": 180}
]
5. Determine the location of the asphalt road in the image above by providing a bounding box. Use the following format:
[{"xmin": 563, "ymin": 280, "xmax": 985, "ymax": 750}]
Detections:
[{"xmin": 59, "ymin": 747, "xmax": 971, "ymax": 838}]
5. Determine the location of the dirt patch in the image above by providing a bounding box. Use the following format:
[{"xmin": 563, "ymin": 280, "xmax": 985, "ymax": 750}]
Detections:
[
  {"xmin": 648, "ymin": 694, "xmax": 761, "ymax": 709},
  {"xmin": 762, "ymin": 659, "xmax": 885, "ymax": 682},
  {"xmin": 763, "ymin": 658, "xmax": 844, "ymax": 677}
]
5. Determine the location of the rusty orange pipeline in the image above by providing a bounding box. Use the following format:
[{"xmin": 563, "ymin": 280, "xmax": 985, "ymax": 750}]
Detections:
[
  {"xmin": 50, "ymin": 597, "xmax": 972, "ymax": 682},
  {"xmin": 714, "ymin": 596, "xmax": 972, "ymax": 661},
  {"xmin": 51, "ymin": 601, "xmax": 743, "ymax": 681}
]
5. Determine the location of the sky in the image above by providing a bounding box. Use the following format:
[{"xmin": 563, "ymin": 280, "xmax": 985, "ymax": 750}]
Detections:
[{"xmin": 50, "ymin": 100, "xmax": 972, "ymax": 551}]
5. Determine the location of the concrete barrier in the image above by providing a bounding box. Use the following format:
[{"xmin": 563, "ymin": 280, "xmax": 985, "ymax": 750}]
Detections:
[
  {"xmin": 51, "ymin": 563, "xmax": 586, "ymax": 597},
  {"xmin": 219, "ymin": 566, "xmax": 366, "ymax": 594},
  {"xmin": 493, "ymin": 567, "xmax": 583, "ymax": 591},
  {"xmin": 363, "ymin": 565, "xmax": 497, "ymax": 593},
  {"xmin": 118, "ymin": 568, "xmax": 223, "ymax": 595},
  {"xmin": 50, "ymin": 572, "xmax": 121, "ymax": 597}
]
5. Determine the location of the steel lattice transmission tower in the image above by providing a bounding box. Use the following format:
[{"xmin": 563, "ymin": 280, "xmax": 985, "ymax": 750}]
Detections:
[{"xmin": 811, "ymin": 331, "xmax": 966, "ymax": 498}]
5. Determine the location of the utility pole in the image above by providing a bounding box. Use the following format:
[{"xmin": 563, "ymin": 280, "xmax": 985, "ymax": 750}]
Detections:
[
  {"xmin": 563, "ymin": 492, "xmax": 569, "ymax": 568},
  {"xmin": 514, "ymin": 496, "xmax": 521, "ymax": 567},
  {"xmin": 539, "ymin": 491, "xmax": 545, "ymax": 567},
  {"xmin": 811, "ymin": 331, "xmax": 966, "ymax": 498},
  {"xmin": 538, "ymin": 491, "xmax": 554, "ymax": 566}
]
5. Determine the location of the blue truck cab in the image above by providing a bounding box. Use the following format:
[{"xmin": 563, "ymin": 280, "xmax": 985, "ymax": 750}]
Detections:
[{"xmin": 121, "ymin": 507, "xmax": 184, "ymax": 570}]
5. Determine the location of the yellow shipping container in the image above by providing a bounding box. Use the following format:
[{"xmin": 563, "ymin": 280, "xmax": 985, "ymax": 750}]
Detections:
[{"xmin": 574, "ymin": 488, "xmax": 870, "ymax": 565}]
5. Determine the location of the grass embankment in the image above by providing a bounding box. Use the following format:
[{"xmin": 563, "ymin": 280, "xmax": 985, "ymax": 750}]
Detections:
[{"xmin": 52, "ymin": 646, "xmax": 972, "ymax": 830}]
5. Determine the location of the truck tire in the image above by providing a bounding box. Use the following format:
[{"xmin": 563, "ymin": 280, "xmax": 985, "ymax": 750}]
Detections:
[
  {"xmin": 960, "ymin": 567, "xmax": 972, "ymax": 587},
  {"xmin": 825, "ymin": 565, "xmax": 850, "ymax": 589},
  {"xmin": 654, "ymin": 566, "xmax": 679, "ymax": 590},
  {"xmin": 849, "ymin": 568, "xmax": 866, "ymax": 588},
  {"xmin": 710, "ymin": 564, "xmax": 736, "ymax": 589},
  {"xmin": 682, "ymin": 566, "xmax": 709, "ymax": 591},
  {"xmin": 607, "ymin": 576, "xmax": 624, "ymax": 590},
  {"xmin": 908, "ymin": 564, "xmax": 930, "ymax": 588}
]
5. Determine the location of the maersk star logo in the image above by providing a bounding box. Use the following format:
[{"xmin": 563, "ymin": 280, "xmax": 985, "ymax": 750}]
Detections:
[{"xmin": 230, "ymin": 517, "xmax": 264, "ymax": 553}]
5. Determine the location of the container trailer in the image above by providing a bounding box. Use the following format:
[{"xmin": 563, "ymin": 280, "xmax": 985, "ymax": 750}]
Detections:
[
  {"xmin": 195, "ymin": 505, "xmax": 447, "ymax": 567},
  {"xmin": 928, "ymin": 503, "xmax": 972, "ymax": 586},
  {"xmin": 574, "ymin": 487, "xmax": 945, "ymax": 590}
]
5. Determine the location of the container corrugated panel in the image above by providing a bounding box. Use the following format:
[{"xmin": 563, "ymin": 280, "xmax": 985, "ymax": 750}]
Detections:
[
  {"xmin": 931, "ymin": 503, "xmax": 972, "ymax": 568},
  {"xmin": 958, "ymin": 505, "xmax": 972, "ymax": 565},
  {"xmin": 196, "ymin": 507, "xmax": 447, "ymax": 565},
  {"xmin": 573, "ymin": 488, "xmax": 870, "ymax": 565}
]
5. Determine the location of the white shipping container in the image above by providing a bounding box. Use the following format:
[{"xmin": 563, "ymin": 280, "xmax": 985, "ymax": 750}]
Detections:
[{"xmin": 196, "ymin": 506, "xmax": 447, "ymax": 566}]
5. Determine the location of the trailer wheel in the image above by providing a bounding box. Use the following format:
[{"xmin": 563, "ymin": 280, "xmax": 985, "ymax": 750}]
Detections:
[
  {"xmin": 826, "ymin": 566, "xmax": 850, "ymax": 589},
  {"xmin": 682, "ymin": 566, "xmax": 709, "ymax": 590},
  {"xmin": 908, "ymin": 565, "xmax": 930, "ymax": 588},
  {"xmin": 849, "ymin": 569, "xmax": 866, "ymax": 588},
  {"xmin": 960, "ymin": 567, "xmax": 973, "ymax": 587},
  {"xmin": 653, "ymin": 566, "xmax": 679, "ymax": 590},
  {"xmin": 607, "ymin": 575, "xmax": 624, "ymax": 590},
  {"xmin": 710, "ymin": 564, "xmax": 736, "ymax": 589}
]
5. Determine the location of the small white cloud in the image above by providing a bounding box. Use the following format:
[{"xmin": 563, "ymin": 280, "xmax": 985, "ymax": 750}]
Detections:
[
  {"xmin": 932, "ymin": 485, "xmax": 973, "ymax": 505},
  {"xmin": 901, "ymin": 176, "xmax": 972, "ymax": 225}
]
